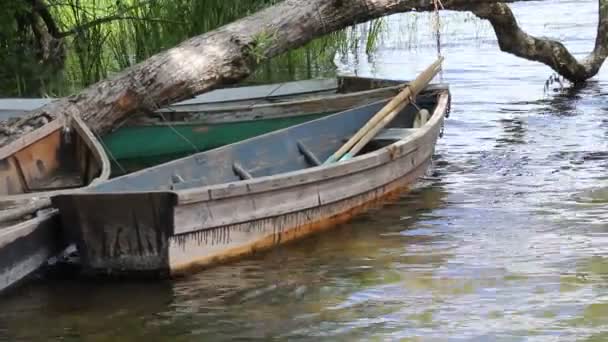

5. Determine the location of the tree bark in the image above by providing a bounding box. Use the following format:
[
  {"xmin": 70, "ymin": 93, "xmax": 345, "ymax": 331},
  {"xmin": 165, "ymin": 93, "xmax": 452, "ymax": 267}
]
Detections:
[
  {"xmin": 459, "ymin": 0, "xmax": 608, "ymax": 83},
  {"xmin": 0, "ymin": 0, "xmax": 604, "ymax": 148}
]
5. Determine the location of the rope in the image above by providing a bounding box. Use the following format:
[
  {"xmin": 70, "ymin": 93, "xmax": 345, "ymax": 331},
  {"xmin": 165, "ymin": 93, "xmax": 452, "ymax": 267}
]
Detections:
[
  {"xmin": 432, "ymin": 0, "xmax": 445, "ymax": 82},
  {"xmin": 133, "ymin": 78, "xmax": 201, "ymax": 156},
  {"xmin": 93, "ymin": 129, "xmax": 127, "ymax": 175},
  {"xmin": 130, "ymin": 76, "xmax": 298, "ymax": 161},
  {"xmin": 156, "ymin": 111, "xmax": 201, "ymax": 153}
]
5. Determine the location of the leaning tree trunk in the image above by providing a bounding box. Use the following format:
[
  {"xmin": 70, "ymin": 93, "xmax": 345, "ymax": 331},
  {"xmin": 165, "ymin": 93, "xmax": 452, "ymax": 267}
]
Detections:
[{"xmin": 0, "ymin": 0, "xmax": 606, "ymax": 148}]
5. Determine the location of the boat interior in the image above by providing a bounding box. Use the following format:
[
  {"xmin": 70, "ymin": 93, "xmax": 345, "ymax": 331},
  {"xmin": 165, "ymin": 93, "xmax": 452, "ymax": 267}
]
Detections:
[
  {"xmin": 0, "ymin": 121, "xmax": 106, "ymax": 196},
  {"xmin": 89, "ymin": 90, "xmax": 442, "ymax": 194},
  {"xmin": 156, "ymin": 77, "xmax": 405, "ymax": 115}
]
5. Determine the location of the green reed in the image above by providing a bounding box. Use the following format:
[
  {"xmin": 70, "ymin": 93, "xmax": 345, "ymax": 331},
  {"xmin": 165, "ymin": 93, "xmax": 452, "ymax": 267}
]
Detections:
[{"xmin": 0, "ymin": 0, "xmax": 385, "ymax": 97}]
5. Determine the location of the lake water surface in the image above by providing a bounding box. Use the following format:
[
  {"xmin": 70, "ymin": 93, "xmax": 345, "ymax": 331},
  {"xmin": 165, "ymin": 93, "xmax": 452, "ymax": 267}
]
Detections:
[{"xmin": 1, "ymin": 1, "xmax": 608, "ymax": 340}]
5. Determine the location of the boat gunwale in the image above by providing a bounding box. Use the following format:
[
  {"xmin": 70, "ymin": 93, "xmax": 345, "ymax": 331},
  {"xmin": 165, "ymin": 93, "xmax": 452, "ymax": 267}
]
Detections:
[
  {"xmin": 150, "ymin": 83, "xmax": 449, "ymax": 126},
  {"xmin": 169, "ymin": 78, "xmax": 340, "ymax": 107},
  {"xmin": 0, "ymin": 115, "xmax": 111, "ymax": 203},
  {"xmin": 161, "ymin": 75, "xmax": 414, "ymax": 110},
  {"xmin": 0, "ymin": 209, "xmax": 58, "ymax": 249},
  {"xmin": 0, "ymin": 118, "xmax": 64, "ymax": 158},
  {"xmin": 67, "ymin": 91, "xmax": 449, "ymax": 203},
  {"xmin": 176, "ymin": 91, "xmax": 449, "ymax": 203},
  {"xmin": 159, "ymin": 82, "xmax": 404, "ymax": 114}
]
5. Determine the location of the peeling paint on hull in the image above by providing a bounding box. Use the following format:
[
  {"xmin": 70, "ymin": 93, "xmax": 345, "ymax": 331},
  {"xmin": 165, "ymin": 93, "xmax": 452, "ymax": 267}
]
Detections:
[{"xmin": 169, "ymin": 158, "xmax": 430, "ymax": 276}]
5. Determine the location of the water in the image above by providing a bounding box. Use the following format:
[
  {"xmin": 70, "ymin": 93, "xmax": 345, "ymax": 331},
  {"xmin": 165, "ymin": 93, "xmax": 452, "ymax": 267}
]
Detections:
[{"xmin": 2, "ymin": 1, "xmax": 608, "ymax": 340}]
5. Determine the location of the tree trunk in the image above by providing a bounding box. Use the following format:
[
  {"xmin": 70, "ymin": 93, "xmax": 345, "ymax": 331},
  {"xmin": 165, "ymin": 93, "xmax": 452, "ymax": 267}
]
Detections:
[{"xmin": 0, "ymin": 0, "xmax": 605, "ymax": 148}]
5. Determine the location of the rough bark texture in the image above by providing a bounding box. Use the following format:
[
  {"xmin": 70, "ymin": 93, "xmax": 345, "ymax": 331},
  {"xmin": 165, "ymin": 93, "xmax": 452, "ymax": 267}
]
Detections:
[
  {"xmin": 461, "ymin": 0, "xmax": 608, "ymax": 83},
  {"xmin": 0, "ymin": 0, "xmax": 605, "ymax": 148}
]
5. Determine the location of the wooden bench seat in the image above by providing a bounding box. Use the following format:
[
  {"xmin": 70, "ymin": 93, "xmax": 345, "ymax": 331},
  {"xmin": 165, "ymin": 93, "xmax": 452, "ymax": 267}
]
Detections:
[{"xmin": 344, "ymin": 128, "xmax": 418, "ymax": 143}]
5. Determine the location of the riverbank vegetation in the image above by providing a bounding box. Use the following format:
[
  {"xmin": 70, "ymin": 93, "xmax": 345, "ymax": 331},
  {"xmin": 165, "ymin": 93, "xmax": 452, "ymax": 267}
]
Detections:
[{"xmin": 0, "ymin": 0, "xmax": 386, "ymax": 97}]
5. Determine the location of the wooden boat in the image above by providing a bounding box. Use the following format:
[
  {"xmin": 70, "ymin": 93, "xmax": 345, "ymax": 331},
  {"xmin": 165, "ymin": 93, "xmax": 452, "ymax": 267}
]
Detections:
[
  {"xmin": 0, "ymin": 77, "xmax": 420, "ymax": 173},
  {"xmin": 51, "ymin": 84, "xmax": 450, "ymax": 277},
  {"xmin": 0, "ymin": 115, "xmax": 110, "ymax": 292}
]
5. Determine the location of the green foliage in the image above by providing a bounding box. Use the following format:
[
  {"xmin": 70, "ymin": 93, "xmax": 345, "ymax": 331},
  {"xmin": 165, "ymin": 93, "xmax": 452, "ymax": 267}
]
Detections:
[
  {"xmin": 0, "ymin": 0, "xmax": 386, "ymax": 97},
  {"xmin": 249, "ymin": 30, "xmax": 279, "ymax": 64}
]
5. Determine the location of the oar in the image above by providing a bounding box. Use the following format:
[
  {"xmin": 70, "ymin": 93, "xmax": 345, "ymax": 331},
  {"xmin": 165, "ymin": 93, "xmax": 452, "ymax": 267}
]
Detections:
[
  {"xmin": 340, "ymin": 108, "xmax": 430, "ymax": 161},
  {"xmin": 323, "ymin": 57, "xmax": 443, "ymax": 164}
]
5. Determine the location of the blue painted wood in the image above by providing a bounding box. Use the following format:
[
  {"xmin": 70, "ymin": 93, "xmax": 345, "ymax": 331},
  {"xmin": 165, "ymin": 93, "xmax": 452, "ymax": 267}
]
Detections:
[{"xmin": 84, "ymin": 90, "xmax": 441, "ymax": 194}]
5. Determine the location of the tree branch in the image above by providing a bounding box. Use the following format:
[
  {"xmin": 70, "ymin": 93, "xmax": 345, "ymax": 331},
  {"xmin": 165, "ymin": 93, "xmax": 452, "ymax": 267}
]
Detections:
[
  {"xmin": 58, "ymin": 16, "xmax": 184, "ymax": 37},
  {"xmin": 453, "ymin": 0, "xmax": 608, "ymax": 83},
  {"xmin": 0, "ymin": 0, "xmax": 599, "ymax": 148},
  {"xmin": 31, "ymin": 0, "xmax": 61, "ymax": 37}
]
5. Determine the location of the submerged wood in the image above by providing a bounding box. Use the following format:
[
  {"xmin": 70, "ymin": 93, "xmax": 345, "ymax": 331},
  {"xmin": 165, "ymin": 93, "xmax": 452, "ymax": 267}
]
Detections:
[
  {"xmin": 0, "ymin": 115, "xmax": 110, "ymax": 293},
  {"xmin": 50, "ymin": 85, "xmax": 450, "ymax": 277}
]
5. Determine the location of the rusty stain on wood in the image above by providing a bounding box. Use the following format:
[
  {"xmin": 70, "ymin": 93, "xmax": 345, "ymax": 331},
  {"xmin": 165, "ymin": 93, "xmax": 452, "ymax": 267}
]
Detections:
[{"xmin": 168, "ymin": 162, "xmax": 425, "ymax": 276}]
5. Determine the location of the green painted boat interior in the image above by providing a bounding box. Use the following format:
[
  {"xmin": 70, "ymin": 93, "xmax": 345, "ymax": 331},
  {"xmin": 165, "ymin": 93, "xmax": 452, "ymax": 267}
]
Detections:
[{"xmin": 103, "ymin": 112, "xmax": 328, "ymax": 175}]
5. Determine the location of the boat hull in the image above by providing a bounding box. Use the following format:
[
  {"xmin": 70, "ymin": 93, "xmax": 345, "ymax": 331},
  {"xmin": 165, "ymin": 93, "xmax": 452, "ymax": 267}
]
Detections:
[
  {"xmin": 52, "ymin": 92, "xmax": 448, "ymax": 277},
  {"xmin": 169, "ymin": 156, "xmax": 432, "ymax": 276},
  {"xmin": 0, "ymin": 211, "xmax": 65, "ymax": 292},
  {"xmin": 0, "ymin": 115, "xmax": 110, "ymax": 293}
]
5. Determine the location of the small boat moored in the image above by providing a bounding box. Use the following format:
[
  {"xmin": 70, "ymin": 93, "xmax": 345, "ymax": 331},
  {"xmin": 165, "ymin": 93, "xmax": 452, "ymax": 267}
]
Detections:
[
  {"xmin": 51, "ymin": 74, "xmax": 450, "ymax": 278},
  {"xmin": 0, "ymin": 115, "xmax": 110, "ymax": 292}
]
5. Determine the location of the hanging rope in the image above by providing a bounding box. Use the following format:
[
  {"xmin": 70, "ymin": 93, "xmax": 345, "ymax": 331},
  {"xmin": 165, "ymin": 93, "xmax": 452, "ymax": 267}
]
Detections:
[
  {"xmin": 93, "ymin": 129, "xmax": 127, "ymax": 175},
  {"xmin": 432, "ymin": 0, "xmax": 445, "ymax": 82}
]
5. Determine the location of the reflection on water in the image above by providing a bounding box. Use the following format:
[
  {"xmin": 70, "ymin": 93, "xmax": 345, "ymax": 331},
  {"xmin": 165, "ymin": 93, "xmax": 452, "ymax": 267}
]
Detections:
[{"xmin": 2, "ymin": 0, "xmax": 608, "ymax": 340}]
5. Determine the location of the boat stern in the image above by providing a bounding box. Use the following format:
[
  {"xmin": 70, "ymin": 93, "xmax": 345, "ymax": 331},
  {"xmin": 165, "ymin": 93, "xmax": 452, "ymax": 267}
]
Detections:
[{"xmin": 51, "ymin": 192, "xmax": 177, "ymax": 277}]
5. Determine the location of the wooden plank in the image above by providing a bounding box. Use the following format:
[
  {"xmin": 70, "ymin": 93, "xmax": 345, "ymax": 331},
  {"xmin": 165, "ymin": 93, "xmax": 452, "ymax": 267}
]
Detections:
[
  {"xmin": 0, "ymin": 119, "xmax": 63, "ymax": 159},
  {"xmin": 0, "ymin": 209, "xmax": 64, "ymax": 292},
  {"xmin": 297, "ymin": 141, "xmax": 321, "ymax": 166},
  {"xmin": 327, "ymin": 58, "xmax": 442, "ymax": 163},
  {"xmin": 174, "ymin": 182, "xmax": 322, "ymax": 234},
  {"xmin": 171, "ymin": 78, "xmax": 339, "ymax": 106},
  {"xmin": 156, "ymin": 85, "xmax": 404, "ymax": 125},
  {"xmin": 173, "ymin": 143, "xmax": 425, "ymax": 235},
  {"xmin": 12, "ymin": 129, "xmax": 63, "ymax": 191},
  {"xmin": 0, "ymin": 157, "xmax": 26, "ymax": 195},
  {"xmin": 168, "ymin": 156, "xmax": 433, "ymax": 275},
  {"xmin": 70, "ymin": 115, "xmax": 111, "ymax": 186},
  {"xmin": 176, "ymin": 93, "xmax": 450, "ymax": 204}
]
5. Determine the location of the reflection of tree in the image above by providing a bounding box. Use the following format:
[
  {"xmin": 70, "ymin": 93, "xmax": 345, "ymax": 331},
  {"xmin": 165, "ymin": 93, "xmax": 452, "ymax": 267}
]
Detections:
[
  {"xmin": 495, "ymin": 117, "xmax": 526, "ymax": 148},
  {"xmin": 542, "ymin": 80, "xmax": 602, "ymax": 117},
  {"xmin": 156, "ymin": 184, "xmax": 451, "ymax": 339}
]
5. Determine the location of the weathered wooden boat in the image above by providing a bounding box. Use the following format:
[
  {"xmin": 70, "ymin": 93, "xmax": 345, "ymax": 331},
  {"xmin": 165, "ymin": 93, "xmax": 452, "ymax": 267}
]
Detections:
[
  {"xmin": 0, "ymin": 77, "xmax": 425, "ymax": 173},
  {"xmin": 51, "ymin": 82, "xmax": 450, "ymax": 277},
  {"xmin": 0, "ymin": 115, "xmax": 110, "ymax": 292}
]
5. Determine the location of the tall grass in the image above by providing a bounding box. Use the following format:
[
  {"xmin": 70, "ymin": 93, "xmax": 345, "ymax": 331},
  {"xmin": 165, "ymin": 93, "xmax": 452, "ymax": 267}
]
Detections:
[{"xmin": 0, "ymin": 0, "xmax": 386, "ymax": 97}]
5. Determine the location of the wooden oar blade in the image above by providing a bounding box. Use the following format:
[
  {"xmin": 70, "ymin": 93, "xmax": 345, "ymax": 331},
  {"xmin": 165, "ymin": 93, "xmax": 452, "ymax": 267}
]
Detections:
[{"xmin": 324, "ymin": 57, "xmax": 443, "ymax": 164}]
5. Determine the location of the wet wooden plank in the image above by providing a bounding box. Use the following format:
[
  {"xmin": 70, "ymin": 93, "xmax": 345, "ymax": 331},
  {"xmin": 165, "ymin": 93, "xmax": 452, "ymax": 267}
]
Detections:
[
  {"xmin": 168, "ymin": 156, "xmax": 433, "ymax": 275},
  {"xmin": 172, "ymin": 78, "xmax": 339, "ymax": 106},
  {"xmin": 0, "ymin": 209, "xmax": 64, "ymax": 292}
]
